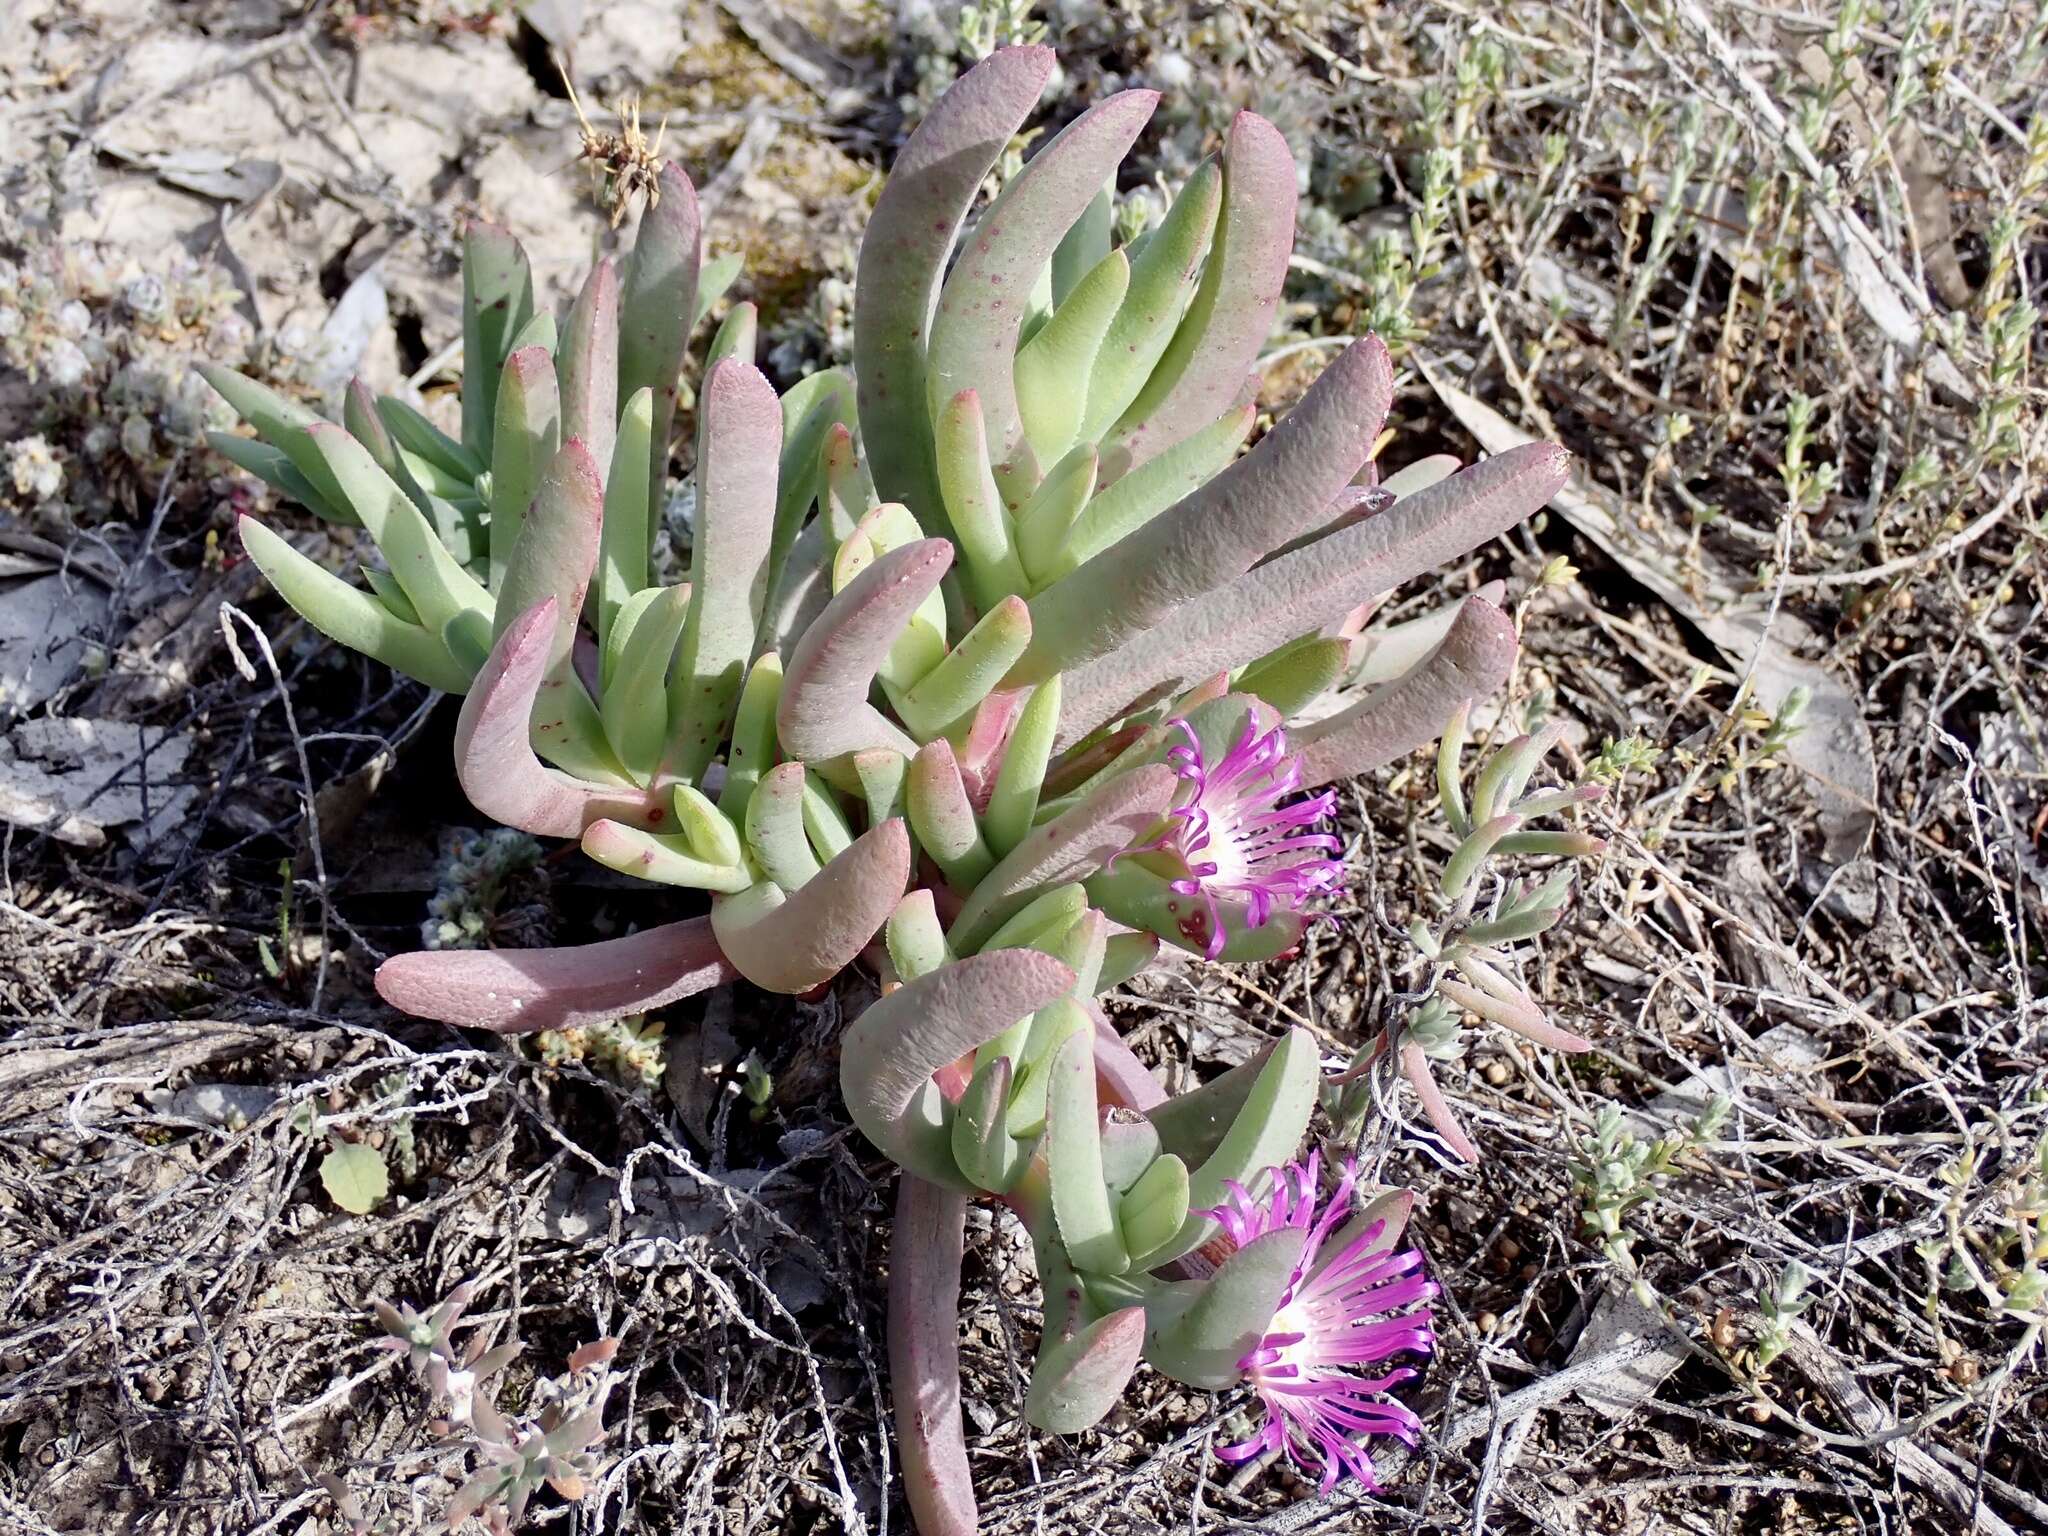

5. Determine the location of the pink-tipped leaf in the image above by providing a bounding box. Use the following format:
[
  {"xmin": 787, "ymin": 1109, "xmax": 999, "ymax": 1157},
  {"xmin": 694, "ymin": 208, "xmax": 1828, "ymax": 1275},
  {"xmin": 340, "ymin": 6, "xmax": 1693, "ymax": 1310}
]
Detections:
[
  {"xmin": 665, "ymin": 359, "xmax": 782, "ymax": 781},
  {"xmin": 375, "ymin": 916, "xmax": 735, "ymax": 1032},
  {"xmin": 709, "ymin": 819, "xmax": 911, "ymax": 993},
  {"xmin": 855, "ymin": 45, "xmax": 1054, "ymax": 523},
  {"xmin": 456, "ymin": 600, "xmax": 669, "ymax": 836},
  {"xmin": 779, "ymin": 539, "xmax": 953, "ymax": 762},
  {"xmin": 558, "ymin": 258, "xmax": 620, "ymax": 480},
  {"xmin": 1291, "ymin": 596, "xmax": 1519, "ymax": 791},
  {"xmin": 1106, "ymin": 112, "xmax": 1298, "ymax": 475},
  {"xmin": 842, "ymin": 946, "xmax": 1076, "ymax": 1184},
  {"xmin": 1019, "ymin": 336, "xmax": 1393, "ymax": 686},
  {"xmin": 888, "ymin": 1177, "xmax": 979, "ymax": 1536},
  {"xmin": 1054, "ymin": 442, "xmax": 1569, "ymax": 746},
  {"xmin": 925, "ymin": 88, "xmax": 1160, "ymax": 475}
]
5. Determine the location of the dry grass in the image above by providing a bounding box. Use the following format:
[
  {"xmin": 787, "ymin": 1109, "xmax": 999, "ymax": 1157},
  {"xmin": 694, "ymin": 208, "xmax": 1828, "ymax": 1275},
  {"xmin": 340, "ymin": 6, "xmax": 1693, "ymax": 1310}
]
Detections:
[{"xmin": 1, "ymin": 1, "xmax": 2044, "ymax": 1532}]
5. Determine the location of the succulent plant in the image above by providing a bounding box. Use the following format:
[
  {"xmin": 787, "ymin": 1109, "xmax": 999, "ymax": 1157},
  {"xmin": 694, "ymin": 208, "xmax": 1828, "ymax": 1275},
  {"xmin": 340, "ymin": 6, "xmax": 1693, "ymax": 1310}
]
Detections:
[{"xmin": 211, "ymin": 46, "xmax": 1582, "ymax": 1533}]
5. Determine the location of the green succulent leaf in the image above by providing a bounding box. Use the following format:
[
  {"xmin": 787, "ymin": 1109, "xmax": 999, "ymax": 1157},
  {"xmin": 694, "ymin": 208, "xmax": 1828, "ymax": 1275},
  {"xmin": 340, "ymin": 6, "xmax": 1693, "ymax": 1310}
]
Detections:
[
  {"xmin": 1142, "ymin": 1227, "xmax": 1299, "ymax": 1388},
  {"xmin": 234, "ymin": 517, "xmax": 470, "ymax": 693},
  {"xmin": 460, "ymin": 221, "xmax": 537, "ymax": 462},
  {"xmin": 854, "ymin": 45, "xmax": 1053, "ymax": 525},
  {"xmin": 667, "ymin": 360, "xmax": 782, "ymax": 782}
]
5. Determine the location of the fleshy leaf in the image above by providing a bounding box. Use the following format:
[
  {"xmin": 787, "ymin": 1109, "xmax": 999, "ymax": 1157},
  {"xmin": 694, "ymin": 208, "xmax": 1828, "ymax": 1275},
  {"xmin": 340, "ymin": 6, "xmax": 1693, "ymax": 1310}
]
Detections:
[
  {"xmin": 600, "ymin": 583, "xmax": 689, "ymax": 779},
  {"xmin": 666, "ymin": 359, "xmax": 782, "ymax": 782},
  {"xmin": 888, "ymin": 1177, "xmax": 980, "ymax": 1536},
  {"xmin": 1078, "ymin": 162, "xmax": 1223, "ymax": 446},
  {"xmin": 1047, "ymin": 1028, "xmax": 1129, "ymax": 1274},
  {"xmin": 841, "ymin": 946, "xmax": 1076, "ymax": 1186},
  {"xmin": 1054, "ymin": 442, "xmax": 1569, "ymax": 746},
  {"xmin": 580, "ymin": 820, "xmax": 751, "ymax": 891},
  {"xmin": 208, "ymin": 430, "xmax": 352, "ymax": 526},
  {"xmin": 1096, "ymin": 1109, "xmax": 1160, "ymax": 1196},
  {"xmin": 946, "ymin": 763, "xmax": 1178, "ymax": 953},
  {"xmin": 886, "ymin": 888, "xmax": 956, "ymax": 984},
  {"xmin": 597, "ymin": 390, "xmax": 655, "ymax": 648},
  {"xmin": 706, "ymin": 300, "xmax": 757, "ymax": 366},
  {"xmin": 493, "ymin": 436, "xmax": 603, "ymax": 668},
  {"xmin": 459, "ymin": 221, "xmax": 536, "ymax": 461},
  {"xmin": 950, "ymin": 1054, "xmax": 1025, "ymax": 1193},
  {"xmin": 1106, "ymin": 114, "xmax": 1295, "ymax": 474},
  {"xmin": 1148, "ymin": 1028, "xmax": 1318, "ymax": 1265},
  {"xmin": 933, "ymin": 390, "xmax": 1028, "ymax": 608},
  {"xmin": 770, "ymin": 368, "xmax": 856, "ymax": 621},
  {"xmin": 1053, "ymin": 403, "xmax": 1254, "ymax": 578},
  {"xmin": 455, "ymin": 600, "xmax": 666, "ymax": 836},
  {"xmin": 1023, "ymin": 1305, "xmax": 1145, "ymax": 1433},
  {"xmin": 1015, "ymin": 248, "xmax": 1129, "ymax": 464},
  {"xmin": 1349, "ymin": 581, "xmax": 1505, "ymax": 687},
  {"xmin": 1142, "ymin": 1227, "xmax": 1300, "ymax": 1388},
  {"xmin": 1292, "ymin": 596, "xmax": 1519, "ymax": 791},
  {"xmin": 924, "ymin": 88, "xmax": 1158, "ymax": 476},
  {"xmin": 1014, "ymin": 444, "xmax": 1097, "ymax": 588},
  {"xmin": 618, "ymin": 163, "xmax": 704, "ymax": 535},
  {"xmin": 235, "ymin": 517, "xmax": 471, "ymax": 693},
  {"xmin": 744, "ymin": 761, "xmax": 822, "ymax": 890},
  {"xmin": 779, "ymin": 539, "xmax": 953, "ymax": 762},
  {"xmin": 1234, "ymin": 634, "xmax": 1349, "ymax": 718},
  {"xmin": 907, "ymin": 739, "xmax": 995, "ymax": 891},
  {"xmin": 375, "ymin": 916, "xmax": 735, "ymax": 1032},
  {"xmin": 855, "ymin": 45, "xmax": 1054, "ymax": 525},
  {"xmin": 894, "ymin": 595, "xmax": 1032, "ymax": 741},
  {"xmin": 1019, "ymin": 337, "xmax": 1392, "ymax": 686},
  {"xmin": 299, "ymin": 424, "xmax": 491, "ymax": 637},
  {"xmin": 709, "ymin": 819, "xmax": 910, "ymax": 993},
  {"xmin": 1118, "ymin": 1151, "xmax": 1190, "ymax": 1268},
  {"xmin": 559, "ymin": 257, "xmax": 620, "ymax": 484},
  {"xmin": 982, "ymin": 675, "xmax": 1060, "ymax": 858}
]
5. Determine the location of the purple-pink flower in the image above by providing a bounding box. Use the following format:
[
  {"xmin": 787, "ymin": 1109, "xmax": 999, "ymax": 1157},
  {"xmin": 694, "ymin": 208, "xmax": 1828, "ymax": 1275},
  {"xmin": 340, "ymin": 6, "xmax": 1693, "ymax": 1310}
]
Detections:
[
  {"xmin": 1201, "ymin": 1153, "xmax": 1437, "ymax": 1493},
  {"xmin": 1154, "ymin": 715, "xmax": 1342, "ymax": 959}
]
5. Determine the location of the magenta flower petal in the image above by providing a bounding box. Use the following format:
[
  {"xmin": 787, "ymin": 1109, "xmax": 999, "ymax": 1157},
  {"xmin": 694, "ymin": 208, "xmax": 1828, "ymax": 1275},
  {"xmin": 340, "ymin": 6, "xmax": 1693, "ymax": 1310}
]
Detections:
[
  {"xmin": 1146, "ymin": 714, "xmax": 1343, "ymax": 958},
  {"xmin": 1197, "ymin": 1153, "xmax": 1436, "ymax": 1494}
]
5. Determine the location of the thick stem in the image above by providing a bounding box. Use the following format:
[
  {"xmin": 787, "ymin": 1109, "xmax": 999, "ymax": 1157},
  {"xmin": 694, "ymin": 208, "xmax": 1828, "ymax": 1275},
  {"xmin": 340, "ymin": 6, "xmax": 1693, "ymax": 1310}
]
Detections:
[{"xmin": 889, "ymin": 1176, "xmax": 978, "ymax": 1536}]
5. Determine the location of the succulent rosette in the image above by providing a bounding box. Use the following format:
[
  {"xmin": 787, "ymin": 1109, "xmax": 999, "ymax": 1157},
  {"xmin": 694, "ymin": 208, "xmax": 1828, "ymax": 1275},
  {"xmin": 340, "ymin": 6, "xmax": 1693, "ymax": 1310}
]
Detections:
[{"xmin": 206, "ymin": 45, "xmax": 1581, "ymax": 1535}]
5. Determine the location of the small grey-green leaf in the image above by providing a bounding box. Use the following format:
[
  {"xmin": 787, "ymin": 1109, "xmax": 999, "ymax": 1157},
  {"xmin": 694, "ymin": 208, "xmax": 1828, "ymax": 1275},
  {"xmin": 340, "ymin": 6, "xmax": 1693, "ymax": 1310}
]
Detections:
[{"xmin": 320, "ymin": 1142, "xmax": 389, "ymax": 1214}]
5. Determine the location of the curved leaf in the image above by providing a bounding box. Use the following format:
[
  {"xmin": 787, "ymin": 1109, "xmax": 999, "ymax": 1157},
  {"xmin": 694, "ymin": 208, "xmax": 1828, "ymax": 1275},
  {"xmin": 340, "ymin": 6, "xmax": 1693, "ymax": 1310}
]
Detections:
[
  {"xmin": 925, "ymin": 87, "xmax": 1157, "ymax": 475},
  {"xmin": 779, "ymin": 539, "xmax": 953, "ymax": 762},
  {"xmin": 840, "ymin": 947, "xmax": 1075, "ymax": 1186},
  {"xmin": 1054, "ymin": 442, "xmax": 1568, "ymax": 745},
  {"xmin": 455, "ymin": 600, "xmax": 668, "ymax": 836},
  {"xmin": 855, "ymin": 45, "xmax": 1054, "ymax": 524},
  {"xmin": 1292, "ymin": 596, "xmax": 1518, "ymax": 791},
  {"xmin": 1019, "ymin": 337, "xmax": 1392, "ymax": 687},
  {"xmin": 709, "ymin": 818, "xmax": 910, "ymax": 993},
  {"xmin": 375, "ymin": 916, "xmax": 735, "ymax": 1032},
  {"xmin": 1142, "ymin": 1227, "xmax": 1299, "ymax": 1388}
]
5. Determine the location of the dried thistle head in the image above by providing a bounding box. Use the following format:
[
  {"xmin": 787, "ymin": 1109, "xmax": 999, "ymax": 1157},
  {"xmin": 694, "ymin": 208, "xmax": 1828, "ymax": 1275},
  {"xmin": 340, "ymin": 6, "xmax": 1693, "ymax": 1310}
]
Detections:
[{"xmin": 565, "ymin": 76, "xmax": 668, "ymax": 228}]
